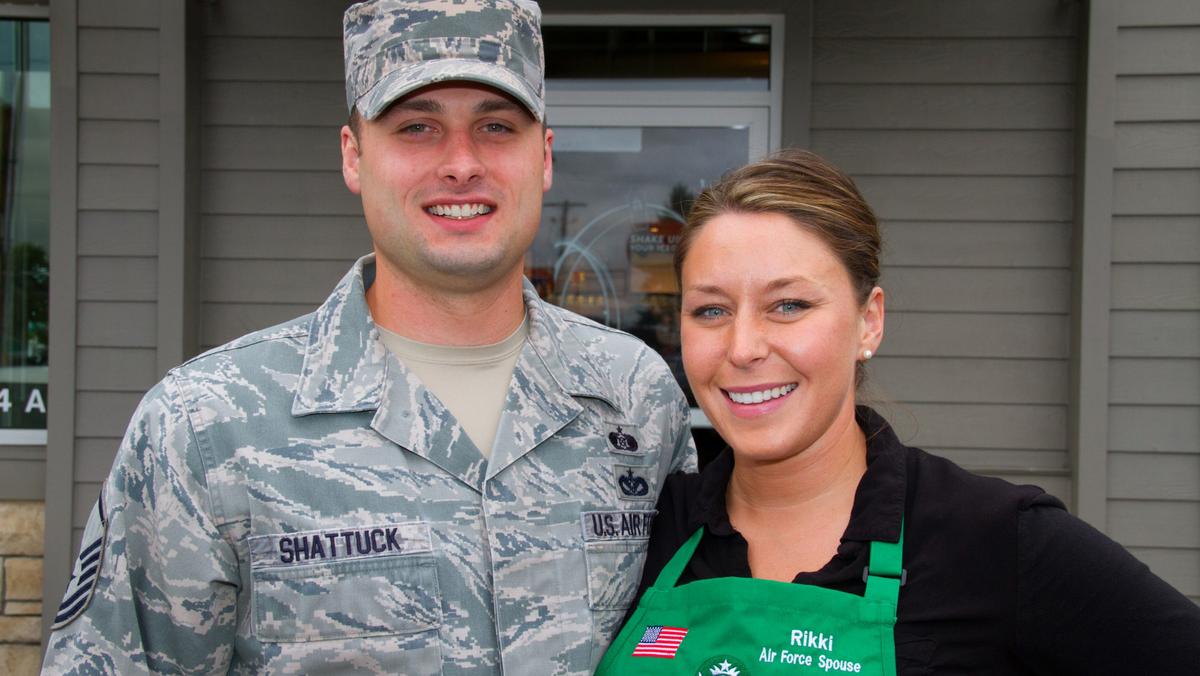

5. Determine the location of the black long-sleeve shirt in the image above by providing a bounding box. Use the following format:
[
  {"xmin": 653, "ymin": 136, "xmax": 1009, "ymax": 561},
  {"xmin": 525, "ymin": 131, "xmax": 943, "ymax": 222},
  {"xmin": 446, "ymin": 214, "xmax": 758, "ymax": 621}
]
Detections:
[{"xmin": 631, "ymin": 407, "xmax": 1200, "ymax": 675}]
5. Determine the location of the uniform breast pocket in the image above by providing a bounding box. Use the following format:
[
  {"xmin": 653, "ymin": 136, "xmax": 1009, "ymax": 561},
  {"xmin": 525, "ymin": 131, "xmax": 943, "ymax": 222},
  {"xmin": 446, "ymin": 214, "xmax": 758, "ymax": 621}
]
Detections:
[
  {"xmin": 584, "ymin": 539, "xmax": 649, "ymax": 611},
  {"xmin": 252, "ymin": 554, "xmax": 442, "ymax": 643},
  {"xmin": 581, "ymin": 510, "xmax": 655, "ymax": 611}
]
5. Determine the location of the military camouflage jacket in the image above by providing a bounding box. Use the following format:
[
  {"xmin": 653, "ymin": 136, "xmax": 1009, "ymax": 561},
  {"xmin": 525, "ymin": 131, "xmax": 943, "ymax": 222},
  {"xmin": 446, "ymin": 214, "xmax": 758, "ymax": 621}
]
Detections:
[{"xmin": 44, "ymin": 256, "xmax": 696, "ymax": 675}]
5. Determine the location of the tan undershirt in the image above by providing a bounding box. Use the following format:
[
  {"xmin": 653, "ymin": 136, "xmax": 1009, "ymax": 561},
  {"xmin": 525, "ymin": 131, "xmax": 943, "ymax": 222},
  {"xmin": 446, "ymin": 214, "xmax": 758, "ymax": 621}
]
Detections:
[{"xmin": 377, "ymin": 318, "xmax": 528, "ymax": 458}]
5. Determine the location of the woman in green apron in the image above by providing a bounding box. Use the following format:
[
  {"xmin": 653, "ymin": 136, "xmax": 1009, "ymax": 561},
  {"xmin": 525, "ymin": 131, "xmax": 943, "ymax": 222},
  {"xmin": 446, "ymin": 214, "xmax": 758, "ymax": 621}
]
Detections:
[{"xmin": 596, "ymin": 150, "xmax": 1200, "ymax": 675}]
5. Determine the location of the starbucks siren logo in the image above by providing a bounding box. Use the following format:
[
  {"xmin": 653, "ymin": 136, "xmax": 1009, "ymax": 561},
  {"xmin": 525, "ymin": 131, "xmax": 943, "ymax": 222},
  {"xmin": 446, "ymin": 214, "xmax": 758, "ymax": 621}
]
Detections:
[{"xmin": 697, "ymin": 655, "xmax": 750, "ymax": 676}]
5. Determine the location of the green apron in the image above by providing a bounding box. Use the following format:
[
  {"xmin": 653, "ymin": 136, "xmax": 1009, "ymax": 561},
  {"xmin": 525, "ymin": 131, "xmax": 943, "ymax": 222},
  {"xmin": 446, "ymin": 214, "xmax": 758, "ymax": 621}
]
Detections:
[{"xmin": 595, "ymin": 524, "xmax": 903, "ymax": 675}]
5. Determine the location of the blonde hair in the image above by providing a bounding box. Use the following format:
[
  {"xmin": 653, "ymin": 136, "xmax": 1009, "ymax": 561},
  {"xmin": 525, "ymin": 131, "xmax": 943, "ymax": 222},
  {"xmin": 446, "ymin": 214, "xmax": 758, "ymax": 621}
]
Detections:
[{"xmin": 676, "ymin": 148, "xmax": 881, "ymax": 305}]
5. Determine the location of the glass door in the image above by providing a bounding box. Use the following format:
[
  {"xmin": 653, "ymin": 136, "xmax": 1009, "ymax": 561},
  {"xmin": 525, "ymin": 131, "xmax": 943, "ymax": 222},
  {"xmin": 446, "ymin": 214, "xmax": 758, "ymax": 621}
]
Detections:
[{"xmin": 528, "ymin": 106, "xmax": 770, "ymax": 429}]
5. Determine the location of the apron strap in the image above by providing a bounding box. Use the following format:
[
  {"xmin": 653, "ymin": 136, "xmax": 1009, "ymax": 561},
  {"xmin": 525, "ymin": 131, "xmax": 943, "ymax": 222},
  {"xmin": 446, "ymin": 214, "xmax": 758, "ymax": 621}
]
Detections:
[
  {"xmin": 864, "ymin": 519, "xmax": 905, "ymax": 603},
  {"xmin": 652, "ymin": 527, "xmax": 705, "ymax": 590}
]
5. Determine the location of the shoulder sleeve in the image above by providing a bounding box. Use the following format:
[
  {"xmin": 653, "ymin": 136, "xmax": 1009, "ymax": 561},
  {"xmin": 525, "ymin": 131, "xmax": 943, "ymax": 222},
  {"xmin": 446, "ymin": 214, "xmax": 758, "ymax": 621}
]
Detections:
[
  {"xmin": 667, "ymin": 382, "xmax": 698, "ymax": 475},
  {"xmin": 637, "ymin": 344, "xmax": 696, "ymax": 476},
  {"xmin": 42, "ymin": 374, "xmax": 240, "ymax": 675},
  {"xmin": 1015, "ymin": 496, "xmax": 1200, "ymax": 675}
]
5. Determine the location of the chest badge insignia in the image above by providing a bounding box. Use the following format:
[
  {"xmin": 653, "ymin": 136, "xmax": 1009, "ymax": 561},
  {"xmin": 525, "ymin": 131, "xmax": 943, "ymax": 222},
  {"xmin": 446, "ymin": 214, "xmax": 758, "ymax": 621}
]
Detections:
[
  {"xmin": 618, "ymin": 467, "xmax": 649, "ymax": 497},
  {"xmin": 698, "ymin": 655, "xmax": 751, "ymax": 676},
  {"xmin": 608, "ymin": 426, "xmax": 639, "ymax": 452}
]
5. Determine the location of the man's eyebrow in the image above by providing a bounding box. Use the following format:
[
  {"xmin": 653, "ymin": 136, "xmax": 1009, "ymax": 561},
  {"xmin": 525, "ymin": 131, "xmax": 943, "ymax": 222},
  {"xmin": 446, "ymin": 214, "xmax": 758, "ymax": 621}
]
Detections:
[
  {"xmin": 392, "ymin": 98, "xmax": 443, "ymax": 114},
  {"xmin": 475, "ymin": 98, "xmax": 527, "ymax": 115}
]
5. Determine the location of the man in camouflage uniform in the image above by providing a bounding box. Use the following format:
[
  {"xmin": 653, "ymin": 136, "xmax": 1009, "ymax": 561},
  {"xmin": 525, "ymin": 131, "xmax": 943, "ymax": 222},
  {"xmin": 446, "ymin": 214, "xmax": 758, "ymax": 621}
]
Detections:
[{"xmin": 42, "ymin": 1, "xmax": 695, "ymax": 673}]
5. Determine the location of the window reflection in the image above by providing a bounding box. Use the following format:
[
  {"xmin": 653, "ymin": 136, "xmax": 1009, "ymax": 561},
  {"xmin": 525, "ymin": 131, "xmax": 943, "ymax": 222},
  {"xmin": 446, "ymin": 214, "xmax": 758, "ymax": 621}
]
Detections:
[
  {"xmin": 529, "ymin": 126, "xmax": 749, "ymax": 403},
  {"xmin": 0, "ymin": 19, "xmax": 49, "ymax": 441}
]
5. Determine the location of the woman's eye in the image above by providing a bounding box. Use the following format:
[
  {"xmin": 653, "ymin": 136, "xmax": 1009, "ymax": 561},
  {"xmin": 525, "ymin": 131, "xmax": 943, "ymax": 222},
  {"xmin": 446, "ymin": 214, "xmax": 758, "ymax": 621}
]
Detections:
[
  {"xmin": 776, "ymin": 300, "xmax": 811, "ymax": 314},
  {"xmin": 691, "ymin": 306, "xmax": 727, "ymax": 319}
]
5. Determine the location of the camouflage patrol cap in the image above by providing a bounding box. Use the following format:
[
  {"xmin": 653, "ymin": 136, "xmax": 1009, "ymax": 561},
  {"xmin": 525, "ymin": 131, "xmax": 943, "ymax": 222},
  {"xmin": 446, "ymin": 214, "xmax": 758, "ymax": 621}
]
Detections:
[{"xmin": 344, "ymin": 0, "xmax": 545, "ymax": 122}]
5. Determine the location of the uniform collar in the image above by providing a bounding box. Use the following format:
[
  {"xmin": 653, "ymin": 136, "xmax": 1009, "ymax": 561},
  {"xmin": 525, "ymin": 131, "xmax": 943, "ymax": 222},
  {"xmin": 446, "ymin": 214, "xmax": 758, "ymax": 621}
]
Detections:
[
  {"xmin": 291, "ymin": 255, "xmax": 389, "ymax": 416},
  {"xmin": 292, "ymin": 255, "xmax": 618, "ymax": 415},
  {"xmin": 689, "ymin": 406, "xmax": 907, "ymax": 544}
]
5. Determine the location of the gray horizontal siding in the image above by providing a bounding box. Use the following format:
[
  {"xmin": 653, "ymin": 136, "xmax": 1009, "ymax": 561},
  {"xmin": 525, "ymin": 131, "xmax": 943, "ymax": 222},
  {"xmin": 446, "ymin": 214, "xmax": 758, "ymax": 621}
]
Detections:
[
  {"xmin": 204, "ymin": 81, "xmax": 343, "ymax": 126},
  {"xmin": 813, "ymin": 84, "xmax": 1074, "ymax": 130},
  {"xmin": 77, "ymin": 210, "xmax": 158, "ymax": 257},
  {"xmin": 1114, "ymin": 169, "xmax": 1200, "ymax": 215},
  {"xmin": 203, "ymin": 1, "xmax": 347, "ymax": 38},
  {"xmin": 878, "ymin": 402, "xmax": 1066, "ymax": 451},
  {"xmin": 78, "ymin": 27, "xmax": 158, "ymax": 74},
  {"xmin": 1107, "ymin": 15, "xmax": 1200, "ymax": 601},
  {"xmin": 204, "ymin": 36, "xmax": 341, "ymax": 82},
  {"xmin": 856, "ymin": 176, "xmax": 1073, "ymax": 221},
  {"xmin": 198, "ymin": 3, "xmax": 365, "ymax": 355},
  {"xmin": 78, "ymin": 164, "xmax": 158, "ymax": 210},
  {"xmin": 1109, "ymin": 500, "xmax": 1200, "ymax": 549},
  {"xmin": 76, "ymin": 301, "xmax": 156, "ymax": 348},
  {"xmin": 200, "ymin": 170, "xmax": 358, "ymax": 215},
  {"xmin": 78, "ymin": 0, "xmax": 158, "ymax": 28},
  {"xmin": 883, "ymin": 313, "xmax": 1067, "ymax": 359},
  {"xmin": 870, "ymin": 357, "xmax": 1067, "ymax": 405},
  {"xmin": 1108, "ymin": 406, "xmax": 1200, "ymax": 454},
  {"xmin": 201, "ymin": 215, "xmax": 370, "ymax": 260},
  {"xmin": 79, "ymin": 119, "xmax": 159, "ymax": 165},
  {"xmin": 1110, "ymin": 311, "xmax": 1200, "ymax": 358},
  {"xmin": 1110, "ymin": 453, "xmax": 1200, "ymax": 501},
  {"xmin": 79, "ymin": 73, "xmax": 159, "ymax": 120},
  {"xmin": 201, "ymin": 302, "xmax": 315, "ymax": 350},
  {"xmin": 814, "ymin": 38, "xmax": 1075, "ymax": 84},
  {"xmin": 0, "ymin": 448, "xmax": 46, "ymax": 501},
  {"xmin": 67, "ymin": 12, "xmax": 166, "ymax": 542},
  {"xmin": 77, "ymin": 256, "xmax": 158, "ymax": 302},
  {"xmin": 1111, "ymin": 263, "xmax": 1200, "ymax": 310},
  {"xmin": 1116, "ymin": 75, "xmax": 1200, "ymax": 121},
  {"xmin": 1112, "ymin": 216, "xmax": 1200, "ymax": 262},
  {"xmin": 884, "ymin": 268, "xmax": 1069, "ymax": 314},
  {"xmin": 1114, "ymin": 122, "xmax": 1200, "ymax": 169},
  {"xmin": 74, "ymin": 438, "xmax": 122, "ymax": 484},
  {"xmin": 1116, "ymin": 0, "xmax": 1200, "ymax": 27},
  {"xmin": 883, "ymin": 222, "xmax": 1070, "ymax": 267},
  {"xmin": 204, "ymin": 126, "xmax": 342, "ymax": 171},
  {"xmin": 76, "ymin": 347, "xmax": 158, "ymax": 392},
  {"xmin": 1109, "ymin": 359, "xmax": 1200, "ymax": 406},
  {"xmin": 1115, "ymin": 27, "xmax": 1200, "ymax": 75},
  {"xmin": 201, "ymin": 259, "xmax": 354, "ymax": 304},
  {"xmin": 813, "ymin": 1, "xmax": 1075, "ymax": 486},
  {"xmin": 812, "ymin": 130, "xmax": 1073, "ymax": 176},
  {"xmin": 75, "ymin": 391, "xmax": 143, "ymax": 439},
  {"xmin": 813, "ymin": 0, "xmax": 1075, "ymax": 38}
]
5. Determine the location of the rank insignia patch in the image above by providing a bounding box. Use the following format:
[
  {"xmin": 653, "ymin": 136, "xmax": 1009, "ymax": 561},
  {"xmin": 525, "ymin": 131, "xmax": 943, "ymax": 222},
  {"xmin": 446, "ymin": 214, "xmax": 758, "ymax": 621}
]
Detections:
[
  {"xmin": 52, "ymin": 491, "xmax": 107, "ymax": 629},
  {"xmin": 614, "ymin": 464, "xmax": 652, "ymax": 500},
  {"xmin": 607, "ymin": 425, "xmax": 641, "ymax": 454}
]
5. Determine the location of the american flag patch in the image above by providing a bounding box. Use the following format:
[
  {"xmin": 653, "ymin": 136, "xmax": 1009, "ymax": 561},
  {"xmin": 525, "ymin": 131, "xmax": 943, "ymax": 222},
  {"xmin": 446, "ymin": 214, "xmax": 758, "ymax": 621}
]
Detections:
[{"xmin": 632, "ymin": 625, "xmax": 688, "ymax": 658}]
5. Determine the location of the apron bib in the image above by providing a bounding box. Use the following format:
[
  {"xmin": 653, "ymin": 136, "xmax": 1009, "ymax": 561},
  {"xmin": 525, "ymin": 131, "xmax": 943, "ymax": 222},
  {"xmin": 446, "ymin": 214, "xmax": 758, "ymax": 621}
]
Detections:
[{"xmin": 595, "ymin": 524, "xmax": 903, "ymax": 676}]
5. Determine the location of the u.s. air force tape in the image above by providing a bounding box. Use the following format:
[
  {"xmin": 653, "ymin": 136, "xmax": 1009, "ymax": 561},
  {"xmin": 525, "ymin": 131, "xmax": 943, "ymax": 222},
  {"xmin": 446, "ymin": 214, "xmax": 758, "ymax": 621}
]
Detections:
[
  {"xmin": 581, "ymin": 510, "xmax": 656, "ymax": 542},
  {"xmin": 53, "ymin": 491, "xmax": 107, "ymax": 630},
  {"xmin": 248, "ymin": 521, "xmax": 433, "ymax": 569}
]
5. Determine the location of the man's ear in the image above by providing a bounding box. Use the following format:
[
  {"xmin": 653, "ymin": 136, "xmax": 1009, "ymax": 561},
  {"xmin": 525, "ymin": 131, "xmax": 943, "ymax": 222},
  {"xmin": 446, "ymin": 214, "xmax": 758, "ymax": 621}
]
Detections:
[
  {"xmin": 341, "ymin": 125, "xmax": 362, "ymax": 195},
  {"xmin": 542, "ymin": 127, "xmax": 554, "ymax": 193}
]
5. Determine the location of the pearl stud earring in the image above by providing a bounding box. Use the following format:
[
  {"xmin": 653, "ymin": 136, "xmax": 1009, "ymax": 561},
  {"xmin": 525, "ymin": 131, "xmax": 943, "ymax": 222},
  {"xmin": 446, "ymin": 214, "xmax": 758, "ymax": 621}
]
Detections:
[{"xmin": 862, "ymin": 349, "xmax": 873, "ymax": 360}]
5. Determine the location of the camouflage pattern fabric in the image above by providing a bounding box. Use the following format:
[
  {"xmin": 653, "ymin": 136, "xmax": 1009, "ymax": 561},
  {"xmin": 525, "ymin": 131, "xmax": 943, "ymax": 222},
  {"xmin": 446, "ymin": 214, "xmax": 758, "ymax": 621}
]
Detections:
[
  {"xmin": 42, "ymin": 255, "xmax": 696, "ymax": 675},
  {"xmin": 344, "ymin": 0, "xmax": 545, "ymax": 121}
]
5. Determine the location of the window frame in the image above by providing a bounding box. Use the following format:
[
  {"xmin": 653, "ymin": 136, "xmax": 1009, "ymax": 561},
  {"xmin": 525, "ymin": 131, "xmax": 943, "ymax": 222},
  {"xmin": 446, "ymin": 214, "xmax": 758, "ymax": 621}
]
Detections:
[{"xmin": 0, "ymin": 3, "xmax": 50, "ymax": 445}]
